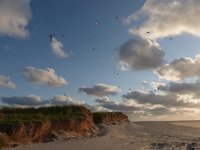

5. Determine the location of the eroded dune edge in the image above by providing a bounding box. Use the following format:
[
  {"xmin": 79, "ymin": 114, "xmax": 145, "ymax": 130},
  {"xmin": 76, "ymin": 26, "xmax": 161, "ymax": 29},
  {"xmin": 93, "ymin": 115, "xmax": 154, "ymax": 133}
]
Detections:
[{"xmin": 0, "ymin": 105, "xmax": 128, "ymax": 148}]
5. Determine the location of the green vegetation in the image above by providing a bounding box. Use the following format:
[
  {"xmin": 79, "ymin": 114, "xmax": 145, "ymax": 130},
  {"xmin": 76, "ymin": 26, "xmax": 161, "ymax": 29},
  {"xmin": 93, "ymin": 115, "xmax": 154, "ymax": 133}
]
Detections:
[{"xmin": 0, "ymin": 105, "xmax": 86, "ymax": 133}]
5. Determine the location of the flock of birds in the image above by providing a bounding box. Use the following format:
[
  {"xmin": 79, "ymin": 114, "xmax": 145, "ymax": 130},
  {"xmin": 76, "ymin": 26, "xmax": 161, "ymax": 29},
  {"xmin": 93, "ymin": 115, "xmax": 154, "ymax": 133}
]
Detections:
[{"xmin": 45, "ymin": 15, "xmax": 172, "ymax": 96}]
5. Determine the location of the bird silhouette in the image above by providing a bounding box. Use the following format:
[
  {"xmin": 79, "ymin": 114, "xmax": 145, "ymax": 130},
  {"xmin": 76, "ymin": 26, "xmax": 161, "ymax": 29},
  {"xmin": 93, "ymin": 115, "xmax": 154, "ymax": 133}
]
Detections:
[
  {"xmin": 94, "ymin": 22, "xmax": 99, "ymax": 26},
  {"xmin": 49, "ymin": 34, "xmax": 55, "ymax": 42}
]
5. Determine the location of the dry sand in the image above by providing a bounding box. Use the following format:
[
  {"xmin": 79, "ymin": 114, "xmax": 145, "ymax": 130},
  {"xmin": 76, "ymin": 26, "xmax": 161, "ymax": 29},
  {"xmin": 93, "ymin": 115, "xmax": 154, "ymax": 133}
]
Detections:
[{"xmin": 3, "ymin": 121, "xmax": 200, "ymax": 150}]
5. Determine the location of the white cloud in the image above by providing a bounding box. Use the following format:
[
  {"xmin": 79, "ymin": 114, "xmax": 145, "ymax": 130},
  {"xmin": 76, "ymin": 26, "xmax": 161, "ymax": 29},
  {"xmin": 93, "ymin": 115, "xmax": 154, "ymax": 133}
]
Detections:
[
  {"xmin": 1, "ymin": 95, "xmax": 48, "ymax": 107},
  {"xmin": 94, "ymin": 96, "xmax": 140, "ymax": 112},
  {"xmin": 0, "ymin": 94, "xmax": 83, "ymax": 108},
  {"xmin": 142, "ymin": 80, "xmax": 148, "ymax": 85},
  {"xmin": 79, "ymin": 83, "xmax": 120, "ymax": 97},
  {"xmin": 156, "ymin": 81, "xmax": 200, "ymax": 98},
  {"xmin": 122, "ymin": 90, "xmax": 198, "ymax": 108},
  {"xmin": 118, "ymin": 37, "xmax": 165, "ymax": 70},
  {"xmin": 0, "ymin": 75, "xmax": 16, "ymax": 89},
  {"xmin": 87, "ymin": 105, "xmax": 112, "ymax": 112},
  {"xmin": 125, "ymin": 0, "xmax": 200, "ymax": 40},
  {"xmin": 151, "ymin": 82, "xmax": 168, "ymax": 91},
  {"xmin": 1, "ymin": 92, "xmax": 200, "ymax": 121},
  {"xmin": 51, "ymin": 95, "xmax": 84, "ymax": 106},
  {"xmin": 0, "ymin": 0, "xmax": 31, "ymax": 38},
  {"xmin": 155, "ymin": 54, "xmax": 200, "ymax": 81},
  {"xmin": 95, "ymin": 96, "xmax": 116, "ymax": 105},
  {"xmin": 22, "ymin": 66, "xmax": 68, "ymax": 87},
  {"xmin": 51, "ymin": 37, "xmax": 68, "ymax": 58},
  {"xmin": 90, "ymin": 87, "xmax": 200, "ymax": 120}
]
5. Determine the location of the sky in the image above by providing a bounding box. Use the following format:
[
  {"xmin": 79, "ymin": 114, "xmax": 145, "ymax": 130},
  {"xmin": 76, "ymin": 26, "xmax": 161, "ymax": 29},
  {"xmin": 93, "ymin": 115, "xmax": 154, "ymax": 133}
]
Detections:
[{"xmin": 1, "ymin": 0, "xmax": 200, "ymax": 121}]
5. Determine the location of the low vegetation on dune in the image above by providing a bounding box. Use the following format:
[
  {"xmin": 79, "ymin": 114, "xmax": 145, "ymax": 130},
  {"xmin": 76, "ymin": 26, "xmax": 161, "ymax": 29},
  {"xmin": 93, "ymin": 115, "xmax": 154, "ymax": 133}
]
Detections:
[{"xmin": 0, "ymin": 105, "xmax": 87, "ymax": 134}]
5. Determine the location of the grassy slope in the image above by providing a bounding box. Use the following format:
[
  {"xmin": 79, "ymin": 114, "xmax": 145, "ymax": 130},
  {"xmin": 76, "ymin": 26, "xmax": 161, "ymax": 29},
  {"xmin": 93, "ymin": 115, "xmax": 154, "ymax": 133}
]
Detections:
[{"xmin": 0, "ymin": 105, "xmax": 86, "ymax": 132}]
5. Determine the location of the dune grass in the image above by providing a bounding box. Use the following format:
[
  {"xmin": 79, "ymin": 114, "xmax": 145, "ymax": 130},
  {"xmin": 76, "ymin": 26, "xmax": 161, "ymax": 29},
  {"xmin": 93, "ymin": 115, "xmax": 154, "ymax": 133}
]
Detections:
[{"xmin": 0, "ymin": 105, "xmax": 86, "ymax": 132}]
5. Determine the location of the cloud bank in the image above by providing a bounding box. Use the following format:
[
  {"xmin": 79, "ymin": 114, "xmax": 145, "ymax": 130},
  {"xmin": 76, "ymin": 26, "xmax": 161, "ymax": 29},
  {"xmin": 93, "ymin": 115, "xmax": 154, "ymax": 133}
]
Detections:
[
  {"xmin": 122, "ymin": 91, "xmax": 195, "ymax": 108},
  {"xmin": 0, "ymin": 95, "xmax": 83, "ymax": 108},
  {"xmin": 1, "ymin": 95, "xmax": 48, "ymax": 107}
]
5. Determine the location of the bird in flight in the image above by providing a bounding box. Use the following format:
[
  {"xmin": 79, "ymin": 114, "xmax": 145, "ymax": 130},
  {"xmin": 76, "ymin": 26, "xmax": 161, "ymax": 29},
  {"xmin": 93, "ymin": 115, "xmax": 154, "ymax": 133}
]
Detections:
[
  {"xmin": 94, "ymin": 22, "xmax": 99, "ymax": 27},
  {"xmin": 114, "ymin": 71, "xmax": 119, "ymax": 76},
  {"xmin": 49, "ymin": 34, "xmax": 55, "ymax": 42}
]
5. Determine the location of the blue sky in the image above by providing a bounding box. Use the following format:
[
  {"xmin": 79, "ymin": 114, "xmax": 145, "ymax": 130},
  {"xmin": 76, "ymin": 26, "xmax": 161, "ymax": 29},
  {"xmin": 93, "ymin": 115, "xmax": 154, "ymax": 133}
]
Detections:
[
  {"xmin": 1, "ymin": 0, "xmax": 200, "ymax": 121},
  {"xmin": 0, "ymin": 0, "xmax": 146, "ymax": 99}
]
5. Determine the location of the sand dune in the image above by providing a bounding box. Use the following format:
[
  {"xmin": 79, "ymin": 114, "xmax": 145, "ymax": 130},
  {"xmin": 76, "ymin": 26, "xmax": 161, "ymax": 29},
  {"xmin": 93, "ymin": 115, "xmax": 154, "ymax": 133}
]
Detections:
[{"xmin": 4, "ymin": 121, "xmax": 200, "ymax": 150}]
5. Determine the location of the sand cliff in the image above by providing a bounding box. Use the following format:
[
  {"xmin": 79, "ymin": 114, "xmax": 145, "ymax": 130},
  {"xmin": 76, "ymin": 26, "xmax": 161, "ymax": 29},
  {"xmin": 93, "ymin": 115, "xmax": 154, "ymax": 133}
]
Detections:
[{"xmin": 0, "ymin": 106, "xmax": 128, "ymax": 148}]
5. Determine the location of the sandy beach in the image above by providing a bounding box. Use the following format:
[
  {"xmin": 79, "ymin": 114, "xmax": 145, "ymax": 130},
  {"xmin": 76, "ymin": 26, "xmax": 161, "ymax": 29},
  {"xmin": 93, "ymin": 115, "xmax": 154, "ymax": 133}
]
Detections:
[{"xmin": 3, "ymin": 121, "xmax": 200, "ymax": 150}]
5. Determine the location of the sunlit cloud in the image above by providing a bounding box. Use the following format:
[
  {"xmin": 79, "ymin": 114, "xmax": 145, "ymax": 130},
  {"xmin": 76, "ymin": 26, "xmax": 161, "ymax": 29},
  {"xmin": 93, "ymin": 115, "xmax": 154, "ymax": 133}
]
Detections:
[
  {"xmin": 0, "ymin": 75, "xmax": 16, "ymax": 89},
  {"xmin": 51, "ymin": 37, "xmax": 68, "ymax": 58},
  {"xmin": 51, "ymin": 95, "xmax": 84, "ymax": 106},
  {"xmin": 155, "ymin": 80, "xmax": 200, "ymax": 98},
  {"xmin": 0, "ymin": 0, "xmax": 31, "ymax": 38},
  {"xmin": 122, "ymin": 90, "xmax": 200, "ymax": 108},
  {"xmin": 95, "ymin": 96, "xmax": 115, "ymax": 104},
  {"xmin": 125, "ymin": 0, "xmax": 200, "ymax": 40},
  {"xmin": 0, "ymin": 95, "xmax": 48, "ymax": 107},
  {"xmin": 79, "ymin": 83, "xmax": 120, "ymax": 97},
  {"xmin": 155, "ymin": 54, "xmax": 200, "ymax": 81},
  {"xmin": 117, "ymin": 36, "xmax": 165, "ymax": 70},
  {"xmin": 22, "ymin": 66, "xmax": 68, "ymax": 87}
]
